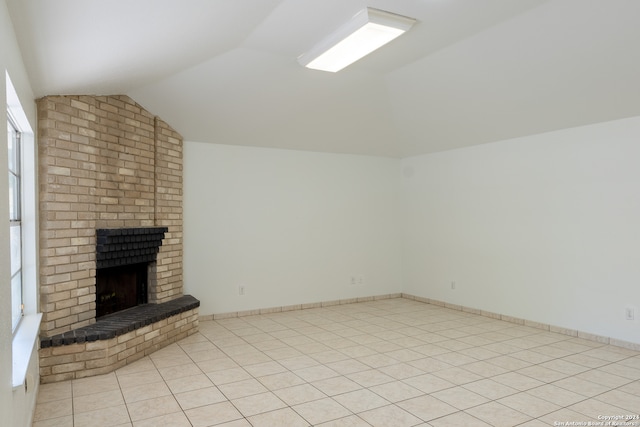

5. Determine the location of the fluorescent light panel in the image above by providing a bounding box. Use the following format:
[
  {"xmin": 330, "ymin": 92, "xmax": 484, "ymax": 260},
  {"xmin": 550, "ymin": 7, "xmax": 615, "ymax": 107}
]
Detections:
[{"xmin": 298, "ymin": 8, "xmax": 416, "ymax": 73}]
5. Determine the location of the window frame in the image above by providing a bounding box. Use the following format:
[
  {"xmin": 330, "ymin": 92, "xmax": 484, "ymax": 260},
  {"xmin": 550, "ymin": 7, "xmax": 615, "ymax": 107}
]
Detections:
[{"xmin": 8, "ymin": 113, "xmax": 24, "ymax": 332}]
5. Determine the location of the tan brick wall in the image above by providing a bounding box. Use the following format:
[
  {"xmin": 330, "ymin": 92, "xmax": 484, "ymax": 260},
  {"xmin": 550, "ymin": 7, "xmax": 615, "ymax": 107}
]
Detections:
[
  {"xmin": 37, "ymin": 95, "xmax": 184, "ymax": 337},
  {"xmin": 39, "ymin": 308, "xmax": 199, "ymax": 383},
  {"xmin": 151, "ymin": 119, "xmax": 183, "ymax": 303}
]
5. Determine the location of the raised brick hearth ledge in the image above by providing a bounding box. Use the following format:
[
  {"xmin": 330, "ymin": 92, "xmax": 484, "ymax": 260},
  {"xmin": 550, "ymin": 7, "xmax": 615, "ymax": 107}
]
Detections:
[
  {"xmin": 39, "ymin": 295, "xmax": 200, "ymax": 383},
  {"xmin": 41, "ymin": 295, "xmax": 199, "ymax": 348}
]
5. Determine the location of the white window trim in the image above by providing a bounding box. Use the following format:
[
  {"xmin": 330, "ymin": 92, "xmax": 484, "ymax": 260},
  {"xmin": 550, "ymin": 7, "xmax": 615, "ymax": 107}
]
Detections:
[
  {"xmin": 7, "ymin": 71, "xmax": 40, "ymax": 389},
  {"xmin": 12, "ymin": 313, "xmax": 42, "ymax": 390},
  {"xmin": 8, "ymin": 115, "xmax": 23, "ymax": 331}
]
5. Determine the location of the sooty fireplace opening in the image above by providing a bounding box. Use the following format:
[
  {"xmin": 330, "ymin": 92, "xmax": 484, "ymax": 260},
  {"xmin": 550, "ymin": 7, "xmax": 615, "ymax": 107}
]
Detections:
[
  {"xmin": 96, "ymin": 227, "xmax": 168, "ymax": 318},
  {"xmin": 96, "ymin": 263, "xmax": 148, "ymax": 318}
]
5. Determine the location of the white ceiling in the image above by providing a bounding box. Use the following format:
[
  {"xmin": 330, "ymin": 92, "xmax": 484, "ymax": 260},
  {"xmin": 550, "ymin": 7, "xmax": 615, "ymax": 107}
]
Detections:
[{"xmin": 8, "ymin": 0, "xmax": 640, "ymax": 157}]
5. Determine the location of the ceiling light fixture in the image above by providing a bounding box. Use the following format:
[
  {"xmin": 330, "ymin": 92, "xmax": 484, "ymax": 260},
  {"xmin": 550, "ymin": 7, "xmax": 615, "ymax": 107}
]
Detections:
[{"xmin": 298, "ymin": 7, "xmax": 416, "ymax": 73}]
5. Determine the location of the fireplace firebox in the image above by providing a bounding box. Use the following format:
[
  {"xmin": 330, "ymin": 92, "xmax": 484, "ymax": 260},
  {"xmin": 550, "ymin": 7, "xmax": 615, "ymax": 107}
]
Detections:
[
  {"xmin": 95, "ymin": 227, "xmax": 168, "ymax": 317},
  {"xmin": 96, "ymin": 263, "xmax": 148, "ymax": 318}
]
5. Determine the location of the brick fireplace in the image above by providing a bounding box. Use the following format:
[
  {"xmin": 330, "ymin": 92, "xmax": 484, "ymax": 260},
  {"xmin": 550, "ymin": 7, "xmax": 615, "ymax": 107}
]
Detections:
[{"xmin": 37, "ymin": 95, "xmax": 199, "ymax": 383}]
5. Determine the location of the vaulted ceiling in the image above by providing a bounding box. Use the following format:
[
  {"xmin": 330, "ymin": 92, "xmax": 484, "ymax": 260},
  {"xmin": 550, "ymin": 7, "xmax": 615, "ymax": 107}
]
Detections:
[{"xmin": 7, "ymin": 0, "xmax": 640, "ymax": 157}]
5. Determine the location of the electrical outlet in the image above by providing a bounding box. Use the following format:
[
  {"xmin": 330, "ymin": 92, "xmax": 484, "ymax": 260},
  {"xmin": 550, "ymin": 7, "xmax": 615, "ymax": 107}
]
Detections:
[
  {"xmin": 451, "ymin": 281, "xmax": 456, "ymax": 290},
  {"xmin": 625, "ymin": 307, "xmax": 635, "ymax": 321},
  {"xmin": 238, "ymin": 285, "xmax": 245, "ymax": 296},
  {"xmin": 350, "ymin": 275, "xmax": 365, "ymax": 286}
]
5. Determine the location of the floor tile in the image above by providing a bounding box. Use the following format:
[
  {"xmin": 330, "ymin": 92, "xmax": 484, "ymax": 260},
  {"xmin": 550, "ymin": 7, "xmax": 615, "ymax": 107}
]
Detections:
[
  {"xmin": 273, "ymin": 383, "xmax": 326, "ymax": 406},
  {"xmin": 116, "ymin": 369, "xmax": 164, "ymax": 390},
  {"xmin": 575, "ymin": 369, "xmax": 632, "ymax": 388},
  {"xmin": 359, "ymin": 404, "xmax": 424, "ymax": 427},
  {"xmin": 317, "ymin": 414, "xmax": 375, "ymax": 426},
  {"xmin": 312, "ymin": 376, "xmax": 363, "ymax": 396},
  {"xmin": 462, "ymin": 378, "xmax": 519, "ymax": 400},
  {"xmin": 257, "ymin": 371, "xmax": 306, "ymax": 390},
  {"xmin": 432, "ymin": 351, "xmax": 477, "ymax": 367},
  {"xmin": 553, "ymin": 376, "xmax": 612, "ymax": 397},
  {"xmin": 599, "ymin": 362, "xmax": 640, "ymax": 380},
  {"xmin": 294, "ymin": 365, "xmax": 339, "ymax": 382},
  {"xmin": 206, "ymin": 367, "xmax": 252, "ymax": 385},
  {"xmin": 132, "ymin": 411, "xmax": 192, "ymax": 427},
  {"xmin": 31, "ymin": 299, "xmax": 640, "ymax": 427},
  {"xmin": 32, "ymin": 415, "xmax": 74, "ymax": 427},
  {"xmin": 428, "ymin": 411, "xmax": 492, "ymax": 427},
  {"xmin": 539, "ymin": 359, "xmax": 591, "ymax": 375},
  {"xmin": 383, "ymin": 348, "xmax": 425, "ymax": 363},
  {"xmin": 277, "ymin": 355, "xmax": 319, "ymax": 370},
  {"xmin": 526, "ymin": 384, "xmax": 586, "ymax": 406},
  {"xmin": 369, "ymin": 380, "xmax": 424, "ymax": 403},
  {"xmin": 151, "ymin": 354, "xmax": 193, "ymax": 369},
  {"xmin": 497, "ymin": 392, "xmax": 562, "ymax": 417},
  {"xmin": 486, "ymin": 355, "xmax": 533, "ymax": 371},
  {"xmin": 73, "ymin": 389, "xmax": 125, "ymax": 414},
  {"xmin": 185, "ymin": 401, "xmax": 244, "ymax": 427},
  {"xmin": 115, "ymin": 357, "xmax": 156, "ymax": 376},
  {"xmin": 619, "ymin": 356, "xmax": 640, "ymax": 370},
  {"xmin": 408, "ymin": 357, "xmax": 453, "ymax": 373},
  {"xmin": 509, "ymin": 349, "xmax": 555, "ymax": 364},
  {"xmin": 560, "ymin": 353, "xmax": 610, "ymax": 369},
  {"xmin": 126, "ymin": 394, "xmax": 182, "ymax": 422},
  {"xmin": 568, "ymin": 398, "xmax": 629, "ymax": 419},
  {"xmin": 229, "ymin": 351, "xmax": 272, "ymax": 366},
  {"xmin": 73, "ymin": 404, "xmax": 131, "ymax": 427},
  {"xmin": 243, "ymin": 360, "xmax": 287, "ymax": 377},
  {"xmin": 518, "ymin": 419, "xmax": 552, "ymax": 426},
  {"xmin": 403, "ymin": 373, "xmax": 456, "ymax": 394},
  {"xmin": 333, "ymin": 388, "xmax": 390, "ymax": 413},
  {"xmin": 594, "ymin": 389, "xmax": 640, "ymax": 412},
  {"xmin": 358, "ymin": 353, "xmax": 401, "ymax": 369},
  {"xmin": 516, "ymin": 365, "xmax": 570, "ymax": 383},
  {"xmin": 218, "ymin": 378, "xmax": 268, "ymax": 399},
  {"xmin": 120, "ymin": 380, "xmax": 172, "ymax": 404},
  {"xmin": 622, "ymin": 379, "xmax": 640, "ymax": 395},
  {"xmin": 247, "ymin": 407, "xmax": 310, "ymax": 427},
  {"xmin": 165, "ymin": 373, "xmax": 214, "ymax": 394},
  {"xmin": 157, "ymin": 362, "xmax": 202, "ymax": 381},
  {"xmin": 174, "ymin": 386, "xmax": 227, "ymax": 410},
  {"xmin": 460, "ymin": 360, "xmax": 509, "ymax": 377},
  {"xmin": 492, "ymin": 372, "xmax": 545, "ymax": 391},
  {"xmin": 326, "ymin": 358, "xmax": 370, "ymax": 375},
  {"xmin": 33, "ymin": 398, "xmax": 73, "ymax": 422},
  {"xmin": 431, "ymin": 366, "xmax": 483, "ymax": 385},
  {"xmin": 232, "ymin": 391, "xmax": 287, "ymax": 417},
  {"xmin": 396, "ymin": 395, "xmax": 458, "ymax": 421},
  {"xmin": 538, "ymin": 408, "xmax": 600, "ymax": 426},
  {"xmin": 465, "ymin": 401, "xmax": 532, "ymax": 427},
  {"xmin": 292, "ymin": 397, "xmax": 352, "ymax": 425},
  {"xmin": 73, "ymin": 373, "xmax": 120, "ymax": 397},
  {"xmin": 583, "ymin": 347, "xmax": 633, "ymax": 362},
  {"xmin": 196, "ymin": 356, "xmax": 239, "ymax": 373},
  {"xmin": 431, "ymin": 385, "xmax": 490, "ymax": 410},
  {"xmin": 36, "ymin": 381, "xmax": 72, "ymax": 403},
  {"xmin": 378, "ymin": 362, "xmax": 426, "ymax": 380}
]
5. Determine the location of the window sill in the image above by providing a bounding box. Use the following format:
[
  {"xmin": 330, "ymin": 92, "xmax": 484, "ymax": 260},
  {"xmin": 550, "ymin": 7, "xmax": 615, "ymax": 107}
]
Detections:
[{"xmin": 12, "ymin": 313, "xmax": 42, "ymax": 390}]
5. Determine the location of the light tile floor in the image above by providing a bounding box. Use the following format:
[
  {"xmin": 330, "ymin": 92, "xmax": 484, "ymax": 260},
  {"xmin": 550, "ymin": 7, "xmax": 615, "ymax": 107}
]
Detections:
[{"xmin": 33, "ymin": 298, "xmax": 640, "ymax": 426}]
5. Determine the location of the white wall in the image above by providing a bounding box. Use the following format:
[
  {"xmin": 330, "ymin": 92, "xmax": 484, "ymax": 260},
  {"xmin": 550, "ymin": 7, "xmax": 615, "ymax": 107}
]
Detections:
[
  {"xmin": 401, "ymin": 116, "xmax": 640, "ymax": 344},
  {"xmin": 184, "ymin": 142, "xmax": 402, "ymax": 315},
  {"xmin": 185, "ymin": 118, "xmax": 640, "ymax": 345},
  {"xmin": 1, "ymin": 0, "xmax": 39, "ymax": 425}
]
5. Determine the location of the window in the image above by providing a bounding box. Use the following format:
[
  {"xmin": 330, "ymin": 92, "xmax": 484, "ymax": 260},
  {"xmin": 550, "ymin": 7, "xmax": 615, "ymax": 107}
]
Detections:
[
  {"xmin": 7, "ymin": 71, "xmax": 40, "ymax": 388},
  {"xmin": 8, "ymin": 116, "xmax": 23, "ymax": 331}
]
